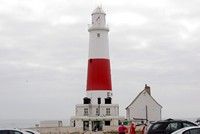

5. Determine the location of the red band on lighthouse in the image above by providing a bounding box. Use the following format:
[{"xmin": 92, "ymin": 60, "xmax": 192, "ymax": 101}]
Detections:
[{"xmin": 87, "ymin": 59, "xmax": 112, "ymax": 91}]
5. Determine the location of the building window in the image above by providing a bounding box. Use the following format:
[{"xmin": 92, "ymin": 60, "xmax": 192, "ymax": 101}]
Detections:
[
  {"xmin": 73, "ymin": 120, "xmax": 76, "ymax": 127},
  {"xmin": 105, "ymin": 97, "xmax": 112, "ymax": 104},
  {"xmin": 84, "ymin": 108, "xmax": 88, "ymax": 116},
  {"xmin": 106, "ymin": 108, "xmax": 110, "ymax": 116},
  {"xmin": 96, "ymin": 108, "xmax": 99, "ymax": 116},
  {"xmin": 97, "ymin": 98, "xmax": 101, "ymax": 104},
  {"xmin": 97, "ymin": 33, "xmax": 100, "ymax": 37},
  {"xmin": 105, "ymin": 121, "xmax": 111, "ymax": 126}
]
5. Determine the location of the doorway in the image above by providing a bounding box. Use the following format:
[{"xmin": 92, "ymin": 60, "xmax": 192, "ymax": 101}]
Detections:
[
  {"xmin": 83, "ymin": 121, "xmax": 89, "ymax": 131},
  {"xmin": 92, "ymin": 121, "xmax": 103, "ymax": 131}
]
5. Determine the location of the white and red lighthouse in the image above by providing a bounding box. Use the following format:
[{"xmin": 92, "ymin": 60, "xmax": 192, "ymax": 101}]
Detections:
[
  {"xmin": 70, "ymin": 7, "xmax": 123, "ymax": 131},
  {"xmin": 86, "ymin": 6, "xmax": 112, "ymax": 103}
]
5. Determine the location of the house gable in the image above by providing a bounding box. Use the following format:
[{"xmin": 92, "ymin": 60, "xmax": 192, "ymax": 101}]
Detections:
[
  {"xmin": 126, "ymin": 85, "xmax": 162, "ymax": 122},
  {"xmin": 126, "ymin": 85, "xmax": 162, "ymax": 110}
]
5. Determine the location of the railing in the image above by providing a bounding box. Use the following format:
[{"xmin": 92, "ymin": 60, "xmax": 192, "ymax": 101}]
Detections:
[{"xmin": 87, "ymin": 24, "xmax": 109, "ymax": 31}]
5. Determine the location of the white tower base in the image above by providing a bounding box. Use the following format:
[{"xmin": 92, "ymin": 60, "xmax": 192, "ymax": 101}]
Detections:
[{"xmin": 70, "ymin": 104, "xmax": 124, "ymax": 131}]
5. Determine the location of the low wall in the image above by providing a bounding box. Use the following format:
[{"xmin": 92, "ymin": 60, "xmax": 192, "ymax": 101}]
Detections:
[{"xmin": 29, "ymin": 125, "xmax": 146, "ymax": 134}]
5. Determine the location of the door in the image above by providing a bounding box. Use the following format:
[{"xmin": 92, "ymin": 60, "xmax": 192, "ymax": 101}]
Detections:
[
  {"xmin": 83, "ymin": 121, "xmax": 89, "ymax": 131},
  {"xmin": 92, "ymin": 121, "xmax": 103, "ymax": 131}
]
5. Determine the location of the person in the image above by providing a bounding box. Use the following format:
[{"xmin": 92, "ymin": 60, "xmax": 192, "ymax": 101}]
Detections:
[
  {"xmin": 129, "ymin": 123, "xmax": 136, "ymax": 134},
  {"xmin": 141, "ymin": 123, "xmax": 147, "ymax": 134},
  {"xmin": 118, "ymin": 123, "xmax": 128, "ymax": 134}
]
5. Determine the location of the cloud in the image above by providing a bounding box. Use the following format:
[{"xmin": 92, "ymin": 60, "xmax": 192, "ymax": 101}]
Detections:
[
  {"xmin": 0, "ymin": 0, "xmax": 200, "ymax": 123},
  {"xmin": 110, "ymin": 12, "xmax": 147, "ymax": 26}
]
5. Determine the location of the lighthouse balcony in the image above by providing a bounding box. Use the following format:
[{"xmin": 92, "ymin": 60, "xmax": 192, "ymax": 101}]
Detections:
[{"xmin": 88, "ymin": 24, "xmax": 109, "ymax": 31}]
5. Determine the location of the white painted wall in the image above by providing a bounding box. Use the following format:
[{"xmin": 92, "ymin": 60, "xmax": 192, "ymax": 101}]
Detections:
[
  {"xmin": 40, "ymin": 120, "xmax": 62, "ymax": 127},
  {"xmin": 126, "ymin": 90, "xmax": 162, "ymax": 122},
  {"xmin": 88, "ymin": 30, "xmax": 109, "ymax": 59},
  {"xmin": 75, "ymin": 104, "xmax": 119, "ymax": 117}
]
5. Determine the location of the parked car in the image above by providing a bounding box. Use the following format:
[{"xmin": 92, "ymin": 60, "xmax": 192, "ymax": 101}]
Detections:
[
  {"xmin": 196, "ymin": 118, "xmax": 200, "ymax": 125},
  {"xmin": 22, "ymin": 129, "xmax": 40, "ymax": 134},
  {"xmin": 171, "ymin": 126, "xmax": 200, "ymax": 134},
  {"xmin": 147, "ymin": 118, "xmax": 198, "ymax": 134},
  {"xmin": 0, "ymin": 128, "xmax": 29, "ymax": 134}
]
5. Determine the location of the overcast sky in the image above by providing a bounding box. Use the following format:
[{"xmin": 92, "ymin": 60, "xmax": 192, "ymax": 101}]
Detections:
[{"xmin": 0, "ymin": 0, "xmax": 200, "ymax": 122}]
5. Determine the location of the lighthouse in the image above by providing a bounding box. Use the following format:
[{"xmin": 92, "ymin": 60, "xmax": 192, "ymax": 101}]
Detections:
[
  {"xmin": 70, "ymin": 7, "xmax": 123, "ymax": 132},
  {"xmin": 87, "ymin": 6, "xmax": 112, "ymax": 103}
]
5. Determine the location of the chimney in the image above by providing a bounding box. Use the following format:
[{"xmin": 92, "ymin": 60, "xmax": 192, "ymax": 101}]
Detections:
[{"xmin": 144, "ymin": 84, "xmax": 151, "ymax": 95}]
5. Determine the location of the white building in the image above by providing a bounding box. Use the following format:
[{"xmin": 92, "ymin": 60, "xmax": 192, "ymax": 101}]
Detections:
[
  {"xmin": 40, "ymin": 120, "xmax": 63, "ymax": 127},
  {"xmin": 70, "ymin": 6, "xmax": 124, "ymax": 132},
  {"xmin": 126, "ymin": 84, "xmax": 162, "ymax": 124}
]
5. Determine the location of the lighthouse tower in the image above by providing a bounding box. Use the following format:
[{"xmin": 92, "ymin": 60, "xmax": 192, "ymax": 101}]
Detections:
[
  {"xmin": 70, "ymin": 7, "xmax": 123, "ymax": 132},
  {"xmin": 87, "ymin": 6, "xmax": 112, "ymax": 103}
]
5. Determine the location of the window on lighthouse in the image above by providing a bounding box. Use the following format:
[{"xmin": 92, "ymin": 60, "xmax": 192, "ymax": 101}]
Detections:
[
  {"xmin": 97, "ymin": 33, "xmax": 100, "ymax": 37},
  {"xmin": 106, "ymin": 108, "xmax": 111, "ymax": 116},
  {"xmin": 105, "ymin": 121, "xmax": 111, "ymax": 126},
  {"xmin": 96, "ymin": 108, "xmax": 99, "ymax": 116},
  {"xmin": 84, "ymin": 108, "xmax": 88, "ymax": 116}
]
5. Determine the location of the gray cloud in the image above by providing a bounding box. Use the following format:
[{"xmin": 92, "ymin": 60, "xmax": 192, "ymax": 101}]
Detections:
[{"xmin": 0, "ymin": 0, "xmax": 200, "ymax": 123}]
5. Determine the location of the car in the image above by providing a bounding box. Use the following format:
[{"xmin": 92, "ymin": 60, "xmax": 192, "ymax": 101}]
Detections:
[
  {"xmin": 22, "ymin": 129, "xmax": 40, "ymax": 134},
  {"xmin": 0, "ymin": 128, "xmax": 30, "ymax": 134},
  {"xmin": 171, "ymin": 126, "xmax": 200, "ymax": 134},
  {"xmin": 196, "ymin": 118, "xmax": 200, "ymax": 125},
  {"xmin": 147, "ymin": 118, "xmax": 198, "ymax": 134}
]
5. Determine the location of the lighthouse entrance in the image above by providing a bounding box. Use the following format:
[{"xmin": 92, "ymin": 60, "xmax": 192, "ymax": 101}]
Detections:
[
  {"xmin": 83, "ymin": 121, "xmax": 89, "ymax": 131},
  {"xmin": 92, "ymin": 121, "xmax": 103, "ymax": 131}
]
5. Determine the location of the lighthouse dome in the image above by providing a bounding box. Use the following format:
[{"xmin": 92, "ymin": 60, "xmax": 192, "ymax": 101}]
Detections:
[{"xmin": 92, "ymin": 6, "xmax": 106, "ymax": 15}]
